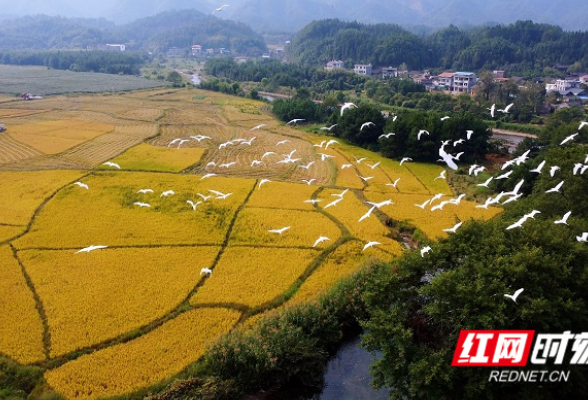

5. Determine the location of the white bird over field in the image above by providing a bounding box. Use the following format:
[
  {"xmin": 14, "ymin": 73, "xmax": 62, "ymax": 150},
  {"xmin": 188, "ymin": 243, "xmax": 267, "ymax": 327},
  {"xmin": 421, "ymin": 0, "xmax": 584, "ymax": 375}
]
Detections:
[
  {"xmin": 358, "ymin": 206, "xmax": 376, "ymax": 222},
  {"xmin": 546, "ymin": 180, "xmax": 564, "ymax": 193},
  {"xmin": 362, "ymin": 241, "xmax": 380, "ymax": 251},
  {"xmin": 200, "ymin": 268, "xmax": 212, "ymax": 276},
  {"xmin": 440, "ymin": 116, "xmax": 450, "ymax": 121},
  {"xmin": 324, "ymin": 198, "xmax": 343, "ymax": 209},
  {"xmin": 325, "ymin": 139, "xmax": 339, "ymax": 149},
  {"xmin": 434, "ymin": 170, "xmax": 447, "ymax": 181},
  {"xmin": 359, "ymin": 175, "xmax": 373, "ymax": 182},
  {"xmin": 75, "ymin": 245, "xmax": 107, "ymax": 254},
  {"xmin": 161, "ymin": 190, "xmax": 175, "ymax": 197},
  {"xmin": 386, "ymin": 178, "xmax": 401, "ymax": 188},
  {"xmin": 504, "ymin": 288, "xmax": 524, "ymax": 304},
  {"xmin": 313, "ymin": 236, "xmax": 331, "ymax": 247},
  {"xmin": 554, "ymin": 211, "xmax": 572, "ymax": 225},
  {"xmin": 439, "ymin": 145, "xmax": 458, "ymax": 170},
  {"xmin": 301, "ymin": 179, "xmax": 316, "ymax": 185},
  {"xmin": 477, "ymin": 176, "xmax": 493, "ymax": 188},
  {"xmin": 354, "ymin": 156, "xmax": 368, "ymax": 163},
  {"xmin": 219, "ymin": 161, "xmax": 237, "ymax": 168},
  {"xmin": 251, "ymin": 124, "xmax": 266, "ymax": 130},
  {"xmin": 268, "ymin": 226, "xmax": 290, "ymax": 234},
  {"xmin": 304, "ymin": 199, "xmax": 322, "ymax": 204},
  {"xmin": 417, "ymin": 130, "xmax": 430, "ymax": 140},
  {"xmin": 502, "ymin": 193, "xmax": 523, "ymax": 205},
  {"xmin": 73, "ymin": 181, "xmax": 89, "ymax": 190},
  {"xmin": 340, "ymin": 102, "xmax": 357, "ymax": 116},
  {"xmin": 579, "ymin": 121, "xmax": 588, "ymax": 130},
  {"xmin": 366, "ymin": 161, "xmax": 381, "ymax": 170},
  {"xmin": 573, "ymin": 163, "xmax": 584, "ymax": 175},
  {"xmin": 466, "ymin": 130, "xmax": 474, "ymax": 140},
  {"xmin": 314, "ymin": 141, "xmax": 326, "ymax": 148},
  {"xmin": 218, "ymin": 141, "xmax": 234, "ymax": 149},
  {"xmin": 320, "ymin": 124, "xmax": 338, "ymax": 132},
  {"xmin": 137, "ymin": 188, "xmax": 153, "ymax": 194},
  {"xmin": 261, "ymin": 151, "xmax": 277, "ymax": 160},
  {"xmin": 187, "ymin": 200, "xmax": 202, "ymax": 210},
  {"xmin": 276, "ymin": 140, "xmax": 290, "ymax": 146},
  {"xmin": 201, "ymin": 173, "xmax": 217, "ymax": 180},
  {"xmin": 530, "ymin": 160, "xmax": 546, "ymax": 173},
  {"xmin": 360, "ymin": 122, "xmax": 375, "ymax": 131},
  {"xmin": 103, "ymin": 161, "xmax": 121, "ymax": 169},
  {"xmin": 205, "ymin": 161, "xmax": 217, "ymax": 169},
  {"xmin": 577, "ymin": 232, "xmax": 588, "ymax": 242},
  {"xmin": 473, "ymin": 166, "xmax": 485, "ymax": 176},
  {"xmin": 495, "ymin": 171, "xmax": 513, "ymax": 180},
  {"xmin": 190, "ymin": 135, "xmax": 211, "ymax": 142},
  {"xmin": 298, "ymin": 161, "xmax": 315, "ymax": 170},
  {"xmin": 134, "ymin": 202, "xmax": 151, "ymax": 208},
  {"xmin": 215, "ymin": 192, "xmax": 232, "ymax": 200},
  {"xmin": 420, "ymin": 246, "xmax": 432, "ymax": 257},
  {"xmin": 399, "ymin": 157, "xmax": 412, "ymax": 166},
  {"xmin": 318, "ymin": 153, "xmax": 334, "ymax": 161},
  {"xmin": 366, "ymin": 199, "xmax": 393, "ymax": 209},
  {"xmin": 468, "ymin": 164, "xmax": 479, "ymax": 175},
  {"xmin": 332, "ymin": 188, "xmax": 349, "ymax": 198},
  {"xmin": 560, "ymin": 133, "xmax": 579, "ymax": 145},
  {"xmin": 176, "ymin": 139, "xmax": 190, "ymax": 148},
  {"xmin": 168, "ymin": 138, "xmax": 183, "ymax": 146},
  {"xmin": 414, "ymin": 199, "xmax": 431, "ymax": 209},
  {"xmin": 497, "ymin": 103, "xmax": 514, "ymax": 113},
  {"xmin": 488, "ymin": 103, "xmax": 496, "ymax": 118},
  {"xmin": 258, "ymin": 179, "xmax": 271, "ymax": 189},
  {"xmin": 341, "ymin": 163, "xmax": 353, "ymax": 169},
  {"xmin": 251, "ymin": 159, "xmax": 264, "ymax": 167},
  {"xmin": 213, "ymin": 4, "xmax": 229, "ymax": 12},
  {"xmin": 379, "ymin": 132, "xmax": 395, "ymax": 139},
  {"xmin": 286, "ymin": 118, "xmax": 305, "ymax": 125},
  {"xmin": 197, "ymin": 193, "xmax": 213, "ymax": 201},
  {"xmin": 443, "ymin": 221, "xmax": 463, "ymax": 234},
  {"xmin": 241, "ymin": 137, "xmax": 256, "ymax": 146}
]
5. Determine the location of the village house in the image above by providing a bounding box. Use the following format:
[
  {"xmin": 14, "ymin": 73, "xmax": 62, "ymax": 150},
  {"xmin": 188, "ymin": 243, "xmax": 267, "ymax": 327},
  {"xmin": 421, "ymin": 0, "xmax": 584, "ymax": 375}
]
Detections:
[
  {"xmin": 325, "ymin": 60, "xmax": 345, "ymax": 70},
  {"xmin": 191, "ymin": 44, "xmax": 202, "ymax": 55},
  {"xmin": 381, "ymin": 66, "xmax": 398, "ymax": 79},
  {"xmin": 354, "ymin": 63, "xmax": 372, "ymax": 76}
]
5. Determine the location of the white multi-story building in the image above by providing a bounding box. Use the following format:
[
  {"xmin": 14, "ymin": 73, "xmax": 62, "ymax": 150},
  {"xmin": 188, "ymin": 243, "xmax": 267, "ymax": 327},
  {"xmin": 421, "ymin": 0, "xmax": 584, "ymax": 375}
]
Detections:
[
  {"xmin": 354, "ymin": 63, "xmax": 372, "ymax": 76},
  {"xmin": 546, "ymin": 79, "xmax": 581, "ymax": 93},
  {"xmin": 452, "ymin": 72, "xmax": 477, "ymax": 93}
]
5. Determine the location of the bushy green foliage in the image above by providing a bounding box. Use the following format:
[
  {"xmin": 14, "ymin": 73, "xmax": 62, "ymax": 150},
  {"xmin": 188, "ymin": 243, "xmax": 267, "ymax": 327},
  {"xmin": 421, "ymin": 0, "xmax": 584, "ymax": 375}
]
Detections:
[{"xmin": 362, "ymin": 144, "xmax": 588, "ymax": 399}]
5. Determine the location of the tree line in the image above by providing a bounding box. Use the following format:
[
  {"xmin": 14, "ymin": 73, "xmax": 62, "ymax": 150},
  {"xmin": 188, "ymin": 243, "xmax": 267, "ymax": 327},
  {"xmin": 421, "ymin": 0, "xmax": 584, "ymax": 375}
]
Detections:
[{"xmin": 287, "ymin": 19, "xmax": 588, "ymax": 76}]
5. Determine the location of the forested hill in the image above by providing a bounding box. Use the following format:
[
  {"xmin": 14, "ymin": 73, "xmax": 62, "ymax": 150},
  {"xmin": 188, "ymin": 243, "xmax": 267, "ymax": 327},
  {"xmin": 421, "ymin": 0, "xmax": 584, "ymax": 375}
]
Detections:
[
  {"xmin": 0, "ymin": 10, "xmax": 267, "ymax": 55},
  {"xmin": 287, "ymin": 19, "xmax": 588, "ymax": 74}
]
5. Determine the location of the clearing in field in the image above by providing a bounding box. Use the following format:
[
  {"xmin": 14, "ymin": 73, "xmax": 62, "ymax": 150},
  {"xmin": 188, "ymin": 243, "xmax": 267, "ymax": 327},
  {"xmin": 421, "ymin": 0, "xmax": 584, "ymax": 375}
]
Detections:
[
  {"xmin": 13, "ymin": 173, "xmax": 254, "ymax": 249},
  {"xmin": 0, "ymin": 246, "xmax": 45, "ymax": 364},
  {"xmin": 7, "ymin": 120, "xmax": 114, "ymax": 154},
  {"xmin": 0, "ymin": 109, "xmax": 47, "ymax": 118},
  {"xmin": 104, "ymin": 143, "xmax": 205, "ymax": 172},
  {"xmin": 19, "ymin": 246, "xmax": 220, "ymax": 356},
  {"xmin": 190, "ymin": 247, "xmax": 318, "ymax": 308},
  {"xmin": 0, "ymin": 132, "xmax": 43, "ymax": 166},
  {"xmin": 45, "ymin": 307, "xmax": 241, "ymax": 400}
]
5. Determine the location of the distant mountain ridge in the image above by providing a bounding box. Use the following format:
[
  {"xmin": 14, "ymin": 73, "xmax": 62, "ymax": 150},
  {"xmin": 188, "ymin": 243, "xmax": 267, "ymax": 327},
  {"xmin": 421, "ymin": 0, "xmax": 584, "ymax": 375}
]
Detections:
[{"xmin": 0, "ymin": 0, "xmax": 585, "ymax": 32}]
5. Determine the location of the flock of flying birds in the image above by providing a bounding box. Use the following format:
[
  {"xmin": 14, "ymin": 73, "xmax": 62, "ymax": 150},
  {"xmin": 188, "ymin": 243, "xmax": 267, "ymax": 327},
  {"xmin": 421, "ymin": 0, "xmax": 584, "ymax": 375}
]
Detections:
[{"xmin": 70, "ymin": 99, "xmax": 588, "ymax": 304}]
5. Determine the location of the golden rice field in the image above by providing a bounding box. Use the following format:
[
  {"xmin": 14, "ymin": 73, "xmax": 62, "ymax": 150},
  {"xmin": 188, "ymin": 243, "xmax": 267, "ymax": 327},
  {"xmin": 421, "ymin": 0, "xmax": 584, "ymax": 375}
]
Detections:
[
  {"xmin": 191, "ymin": 247, "xmax": 318, "ymax": 308},
  {"xmin": 0, "ymin": 87, "xmax": 504, "ymax": 399},
  {"xmin": 19, "ymin": 246, "xmax": 220, "ymax": 356},
  {"xmin": 229, "ymin": 208, "xmax": 341, "ymax": 247},
  {"xmin": 13, "ymin": 172, "xmax": 254, "ymax": 249},
  {"xmin": 0, "ymin": 170, "xmax": 84, "ymax": 227},
  {"xmin": 0, "ymin": 246, "xmax": 45, "ymax": 364},
  {"xmin": 105, "ymin": 143, "xmax": 205, "ymax": 172},
  {"xmin": 45, "ymin": 308, "xmax": 241, "ymax": 400}
]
